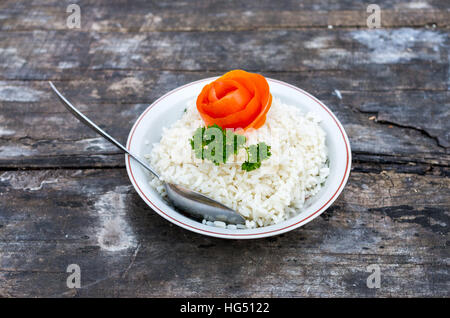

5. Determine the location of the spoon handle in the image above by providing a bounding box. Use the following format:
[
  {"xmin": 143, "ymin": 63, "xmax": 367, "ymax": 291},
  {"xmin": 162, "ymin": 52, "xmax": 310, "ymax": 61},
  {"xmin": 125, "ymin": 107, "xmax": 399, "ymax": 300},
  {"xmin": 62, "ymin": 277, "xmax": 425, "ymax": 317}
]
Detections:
[{"xmin": 49, "ymin": 81, "xmax": 160, "ymax": 179}]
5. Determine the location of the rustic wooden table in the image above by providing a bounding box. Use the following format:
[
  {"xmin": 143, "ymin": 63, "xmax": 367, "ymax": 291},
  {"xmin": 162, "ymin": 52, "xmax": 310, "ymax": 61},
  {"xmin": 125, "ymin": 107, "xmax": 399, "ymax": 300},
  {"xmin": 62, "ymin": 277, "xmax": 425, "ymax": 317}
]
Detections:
[{"xmin": 0, "ymin": 0, "xmax": 449, "ymax": 297}]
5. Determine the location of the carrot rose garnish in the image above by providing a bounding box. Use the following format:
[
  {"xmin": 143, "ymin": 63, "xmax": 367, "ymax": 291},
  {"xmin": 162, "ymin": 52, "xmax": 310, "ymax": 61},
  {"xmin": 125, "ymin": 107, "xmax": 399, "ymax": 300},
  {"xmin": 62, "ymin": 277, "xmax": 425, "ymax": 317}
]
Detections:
[{"xmin": 196, "ymin": 70, "xmax": 272, "ymax": 130}]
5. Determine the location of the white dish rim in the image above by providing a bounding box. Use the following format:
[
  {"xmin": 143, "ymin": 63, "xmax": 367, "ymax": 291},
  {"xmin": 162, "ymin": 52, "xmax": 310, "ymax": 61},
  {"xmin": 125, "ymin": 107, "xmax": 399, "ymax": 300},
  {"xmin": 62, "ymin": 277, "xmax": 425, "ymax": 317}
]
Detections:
[{"xmin": 125, "ymin": 77, "xmax": 351, "ymax": 239}]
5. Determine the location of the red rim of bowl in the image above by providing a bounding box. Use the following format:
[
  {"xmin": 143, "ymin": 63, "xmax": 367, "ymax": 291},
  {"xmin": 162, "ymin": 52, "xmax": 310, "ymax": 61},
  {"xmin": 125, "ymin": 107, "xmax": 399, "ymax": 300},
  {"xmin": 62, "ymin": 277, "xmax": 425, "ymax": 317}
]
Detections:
[{"xmin": 126, "ymin": 78, "xmax": 351, "ymax": 238}]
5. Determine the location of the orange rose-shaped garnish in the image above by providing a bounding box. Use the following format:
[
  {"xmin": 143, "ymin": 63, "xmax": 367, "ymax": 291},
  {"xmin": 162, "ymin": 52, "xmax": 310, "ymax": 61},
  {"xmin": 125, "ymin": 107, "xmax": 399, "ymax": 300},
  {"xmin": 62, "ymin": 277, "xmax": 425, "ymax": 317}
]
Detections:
[{"xmin": 196, "ymin": 70, "xmax": 272, "ymax": 130}]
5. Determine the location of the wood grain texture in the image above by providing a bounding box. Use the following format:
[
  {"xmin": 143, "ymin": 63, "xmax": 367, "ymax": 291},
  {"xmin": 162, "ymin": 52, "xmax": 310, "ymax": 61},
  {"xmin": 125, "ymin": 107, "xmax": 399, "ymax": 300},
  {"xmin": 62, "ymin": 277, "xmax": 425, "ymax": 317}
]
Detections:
[
  {"xmin": 0, "ymin": 169, "xmax": 448, "ymax": 297},
  {"xmin": 0, "ymin": 74, "xmax": 448, "ymax": 169},
  {"xmin": 1, "ymin": 28, "xmax": 448, "ymax": 76},
  {"xmin": 0, "ymin": 0, "xmax": 448, "ymax": 298},
  {"xmin": 0, "ymin": 0, "xmax": 449, "ymax": 31}
]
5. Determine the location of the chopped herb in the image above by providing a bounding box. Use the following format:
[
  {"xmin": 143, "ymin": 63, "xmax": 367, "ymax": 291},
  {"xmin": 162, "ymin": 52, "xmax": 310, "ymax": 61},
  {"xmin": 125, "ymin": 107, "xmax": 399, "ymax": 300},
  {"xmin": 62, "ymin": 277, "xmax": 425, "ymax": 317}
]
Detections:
[
  {"xmin": 241, "ymin": 161, "xmax": 261, "ymax": 172},
  {"xmin": 190, "ymin": 124, "xmax": 246, "ymax": 165},
  {"xmin": 190, "ymin": 125, "xmax": 271, "ymax": 171},
  {"xmin": 241, "ymin": 142, "xmax": 272, "ymax": 172}
]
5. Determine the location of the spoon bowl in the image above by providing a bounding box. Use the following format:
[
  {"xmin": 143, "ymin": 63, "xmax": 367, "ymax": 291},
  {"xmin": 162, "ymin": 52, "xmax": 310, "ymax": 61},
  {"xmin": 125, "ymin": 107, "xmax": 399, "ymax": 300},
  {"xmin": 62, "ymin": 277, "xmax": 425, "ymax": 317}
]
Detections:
[{"xmin": 165, "ymin": 183, "xmax": 245, "ymax": 224}]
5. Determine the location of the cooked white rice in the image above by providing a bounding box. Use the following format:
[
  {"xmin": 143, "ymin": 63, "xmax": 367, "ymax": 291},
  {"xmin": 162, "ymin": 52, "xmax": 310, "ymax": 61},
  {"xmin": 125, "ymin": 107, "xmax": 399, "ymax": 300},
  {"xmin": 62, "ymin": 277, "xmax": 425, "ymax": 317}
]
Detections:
[{"xmin": 145, "ymin": 98, "xmax": 329, "ymax": 229}]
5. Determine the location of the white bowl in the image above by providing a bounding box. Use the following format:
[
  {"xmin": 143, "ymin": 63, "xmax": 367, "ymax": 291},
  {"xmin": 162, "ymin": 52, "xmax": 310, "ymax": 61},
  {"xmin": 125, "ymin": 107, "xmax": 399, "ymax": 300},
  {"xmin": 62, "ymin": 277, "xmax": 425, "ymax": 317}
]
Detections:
[{"xmin": 125, "ymin": 77, "xmax": 351, "ymax": 239}]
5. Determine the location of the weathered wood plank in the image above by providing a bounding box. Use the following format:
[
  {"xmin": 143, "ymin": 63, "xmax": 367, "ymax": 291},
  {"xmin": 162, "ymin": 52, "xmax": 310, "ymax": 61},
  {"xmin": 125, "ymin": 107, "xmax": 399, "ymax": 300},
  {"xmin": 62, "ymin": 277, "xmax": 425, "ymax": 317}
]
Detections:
[
  {"xmin": 0, "ymin": 0, "xmax": 448, "ymax": 31},
  {"xmin": 0, "ymin": 28, "xmax": 448, "ymax": 78},
  {"xmin": 356, "ymin": 91, "xmax": 450, "ymax": 148},
  {"xmin": 0, "ymin": 168, "xmax": 448, "ymax": 297},
  {"xmin": 0, "ymin": 72, "xmax": 447, "ymax": 169}
]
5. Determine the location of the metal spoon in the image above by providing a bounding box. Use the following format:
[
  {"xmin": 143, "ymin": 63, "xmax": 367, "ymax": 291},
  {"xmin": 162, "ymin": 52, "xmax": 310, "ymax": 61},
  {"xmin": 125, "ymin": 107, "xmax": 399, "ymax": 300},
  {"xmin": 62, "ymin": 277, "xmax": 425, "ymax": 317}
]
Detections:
[{"xmin": 49, "ymin": 82, "xmax": 245, "ymax": 225}]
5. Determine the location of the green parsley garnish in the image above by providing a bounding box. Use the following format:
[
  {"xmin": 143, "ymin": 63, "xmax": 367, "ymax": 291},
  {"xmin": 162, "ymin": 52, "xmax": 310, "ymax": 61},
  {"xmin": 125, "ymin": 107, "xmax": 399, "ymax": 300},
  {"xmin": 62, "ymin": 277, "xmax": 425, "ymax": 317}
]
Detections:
[
  {"xmin": 190, "ymin": 125, "xmax": 271, "ymax": 171},
  {"xmin": 241, "ymin": 142, "xmax": 272, "ymax": 172}
]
